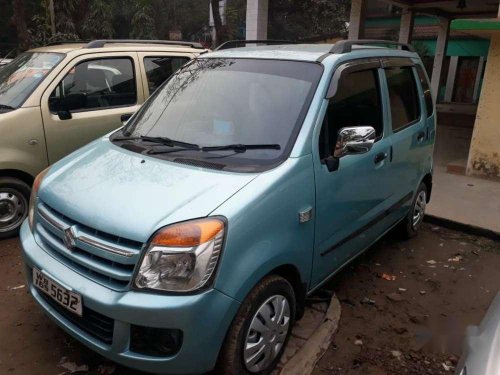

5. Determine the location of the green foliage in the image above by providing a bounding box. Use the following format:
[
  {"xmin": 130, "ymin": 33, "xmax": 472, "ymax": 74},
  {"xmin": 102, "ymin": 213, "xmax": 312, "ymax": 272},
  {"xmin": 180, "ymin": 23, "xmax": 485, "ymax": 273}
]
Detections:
[
  {"xmin": 28, "ymin": 7, "xmax": 80, "ymax": 48},
  {"xmin": 82, "ymin": 0, "xmax": 114, "ymax": 39},
  {"xmin": 225, "ymin": 0, "xmax": 246, "ymax": 40},
  {"xmin": 54, "ymin": 0, "xmax": 78, "ymax": 34},
  {"xmin": 4, "ymin": 0, "xmax": 351, "ymax": 52},
  {"xmin": 268, "ymin": 0, "xmax": 350, "ymax": 41},
  {"xmin": 130, "ymin": 3, "xmax": 157, "ymax": 39}
]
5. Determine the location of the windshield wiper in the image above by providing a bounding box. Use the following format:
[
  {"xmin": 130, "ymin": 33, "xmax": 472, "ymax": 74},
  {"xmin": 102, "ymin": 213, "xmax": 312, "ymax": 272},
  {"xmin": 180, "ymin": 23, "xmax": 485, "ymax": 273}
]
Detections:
[
  {"xmin": 113, "ymin": 135, "xmax": 281, "ymax": 156},
  {"xmin": 141, "ymin": 136, "xmax": 200, "ymax": 150},
  {"xmin": 0, "ymin": 104, "xmax": 15, "ymax": 111},
  {"xmin": 113, "ymin": 135, "xmax": 200, "ymax": 150},
  {"xmin": 201, "ymin": 144, "xmax": 281, "ymax": 153},
  {"xmin": 147, "ymin": 143, "xmax": 281, "ymax": 155}
]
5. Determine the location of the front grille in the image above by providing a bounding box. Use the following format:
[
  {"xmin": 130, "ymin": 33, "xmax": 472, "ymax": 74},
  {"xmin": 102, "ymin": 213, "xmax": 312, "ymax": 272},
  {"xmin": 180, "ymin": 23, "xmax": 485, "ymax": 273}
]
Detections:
[
  {"xmin": 38, "ymin": 291, "xmax": 114, "ymax": 345},
  {"xmin": 34, "ymin": 201, "xmax": 143, "ymax": 290}
]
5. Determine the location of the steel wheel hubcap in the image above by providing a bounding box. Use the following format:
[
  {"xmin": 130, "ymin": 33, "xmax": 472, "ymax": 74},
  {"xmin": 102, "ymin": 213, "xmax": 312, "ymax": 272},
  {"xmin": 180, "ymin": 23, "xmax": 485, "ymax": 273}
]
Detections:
[
  {"xmin": 412, "ymin": 190, "xmax": 427, "ymax": 228},
  {"xmin": 244, "ymin": 295, "xmax": 291, "ymax": 373},
  {"xmin": 0, "ymin": 190, "xmax": 27, "ymax": 232}
]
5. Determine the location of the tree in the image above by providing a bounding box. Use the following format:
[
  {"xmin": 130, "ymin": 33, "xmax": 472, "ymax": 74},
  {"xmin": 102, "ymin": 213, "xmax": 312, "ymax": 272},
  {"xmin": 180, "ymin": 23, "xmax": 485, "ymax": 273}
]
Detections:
[
  {"xmin": 211, "ymin": 0, "xmax": 227, "ymax": 46},
  {"xmin": 12, "ymin": 0, "xmax": 30, "ymax": 50},
  {"xmin": 268, "ymin": 0, "xmax": 350, "ymax": 41},
  {"xmin": 130, "ymin": 2, "xmax": 157, "ymax": 39},
  {"xmin": 82, "ymin": 0, "xmax": 114, "ymax": 39}
]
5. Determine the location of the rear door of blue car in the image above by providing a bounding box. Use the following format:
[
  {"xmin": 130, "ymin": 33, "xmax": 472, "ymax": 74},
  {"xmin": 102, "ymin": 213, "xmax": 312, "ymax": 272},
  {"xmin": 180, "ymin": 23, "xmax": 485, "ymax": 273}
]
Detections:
[{"xmin": 381, "ymin": 58, "xmax": 429, "ymax": 217}]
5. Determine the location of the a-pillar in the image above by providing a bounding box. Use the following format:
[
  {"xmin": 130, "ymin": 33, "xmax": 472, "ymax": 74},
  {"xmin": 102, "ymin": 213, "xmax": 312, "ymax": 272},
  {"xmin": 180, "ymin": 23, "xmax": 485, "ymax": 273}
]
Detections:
[
  {"xmin": 348, "ymin": 0, "xmax": 367, "ymax": 40},
  {"xmin": 246, "ymin": 0, "xmax": 268, "ymax": 40},
  {"xmin": 430, "ymin": 18, "xmax": 451, "ymax": 100}
]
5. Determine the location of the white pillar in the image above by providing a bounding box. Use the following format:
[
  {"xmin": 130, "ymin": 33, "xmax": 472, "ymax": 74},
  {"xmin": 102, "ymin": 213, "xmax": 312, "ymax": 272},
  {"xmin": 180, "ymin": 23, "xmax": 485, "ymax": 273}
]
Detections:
[
  {"xmin": 399, "ymin": 9, "xmax": 414, "ymax": 44},
  {"xmin": 246, "ymin": 0, "xmax": 268, "ymax": 40},
  {"xmin": 348, "ymin": 0, "xmax": 367, "ymax": 40},
  {"xmin": 430, "ymin": 18, "xmax": 451, "ymax": 101},
  {"xmin": 472, "ymin": 56, "xmax": 486, "ymax": 103},
  {"xmin": 444, "ymin": 56, "xmax": 459, "ymax": 102}
]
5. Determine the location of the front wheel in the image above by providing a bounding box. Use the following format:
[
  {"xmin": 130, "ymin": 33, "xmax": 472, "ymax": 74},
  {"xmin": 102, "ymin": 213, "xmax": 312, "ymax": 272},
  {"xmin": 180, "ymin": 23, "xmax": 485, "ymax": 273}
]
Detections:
[
  {"xmin": 397, "ymin": 182, "xmax": 427, "ymax": 239},
  {"xmin": 0, "ymin": 177, "xmax": 31, "ymax": 239},
  {"xmin": 216, "ymin": 275, "xmax": 296, "ymax": 375}
]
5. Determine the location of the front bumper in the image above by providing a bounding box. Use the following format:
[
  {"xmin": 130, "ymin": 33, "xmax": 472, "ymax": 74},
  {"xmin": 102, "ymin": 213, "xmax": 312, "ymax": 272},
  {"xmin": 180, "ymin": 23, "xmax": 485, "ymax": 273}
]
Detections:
[{"xmin": 20, "ymin": 221, "xmax": 240, "ymax": 374}]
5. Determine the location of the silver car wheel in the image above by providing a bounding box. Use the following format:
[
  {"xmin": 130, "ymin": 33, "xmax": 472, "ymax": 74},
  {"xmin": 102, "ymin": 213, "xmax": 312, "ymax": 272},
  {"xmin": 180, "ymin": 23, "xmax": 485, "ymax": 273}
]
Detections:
[
  {"xmin": 0, "ymin": 190, "xmax": 28, "ymax": 233},
  {"xmin": 244, "ymin": 295, "xmax": 291, "ymax": 373},
  {"xmin": 412, "ymin": 190, "xmax": 427, "ymax": 229}
]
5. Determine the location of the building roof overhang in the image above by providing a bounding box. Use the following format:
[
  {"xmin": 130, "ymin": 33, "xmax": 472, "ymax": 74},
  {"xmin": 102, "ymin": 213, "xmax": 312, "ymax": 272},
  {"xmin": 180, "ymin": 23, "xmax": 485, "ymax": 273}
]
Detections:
[{"xmin": 381, "ymin": 0, "xmax": 499, "ymax": 19}]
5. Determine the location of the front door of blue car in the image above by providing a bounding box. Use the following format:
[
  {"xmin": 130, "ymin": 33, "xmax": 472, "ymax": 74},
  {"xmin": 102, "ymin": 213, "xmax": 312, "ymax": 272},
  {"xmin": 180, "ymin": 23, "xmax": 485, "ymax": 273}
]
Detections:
[{"xmin": 311, "ymin": 61, "xmax": 394, "ymax": 287}]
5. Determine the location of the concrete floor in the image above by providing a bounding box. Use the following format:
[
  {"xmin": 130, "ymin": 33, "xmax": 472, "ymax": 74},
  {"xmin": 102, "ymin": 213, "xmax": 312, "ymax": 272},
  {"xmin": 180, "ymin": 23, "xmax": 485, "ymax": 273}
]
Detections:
[{"xmin": 428, "ymin": 125, "xmax": 500, "ymax": 234}]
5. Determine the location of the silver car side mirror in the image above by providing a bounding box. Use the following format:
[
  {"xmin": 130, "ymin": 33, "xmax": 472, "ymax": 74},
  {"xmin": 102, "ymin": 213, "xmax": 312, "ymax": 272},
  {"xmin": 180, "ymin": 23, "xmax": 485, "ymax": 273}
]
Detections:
[{"xmin": 333, "ymin": 126, "xmax": 376, "ymax": 158}]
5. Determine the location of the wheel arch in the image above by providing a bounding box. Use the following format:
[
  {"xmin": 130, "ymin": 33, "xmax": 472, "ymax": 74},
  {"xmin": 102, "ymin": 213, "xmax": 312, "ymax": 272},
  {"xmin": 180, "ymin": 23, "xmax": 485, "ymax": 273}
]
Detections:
[
  {"xmin": 269, "ymin": 264, "xmax": 307, "ymax": 319},
  {"xmin": 421, "ymin": 173, "xmax": 433, "ymax": 203},
  {"xmin": 0, "ymin": 169, "xmax": 34, "ymax": 187},
  {"xmin": 232, "ymin": 263, "xmax": 308, "ymax": 321}
]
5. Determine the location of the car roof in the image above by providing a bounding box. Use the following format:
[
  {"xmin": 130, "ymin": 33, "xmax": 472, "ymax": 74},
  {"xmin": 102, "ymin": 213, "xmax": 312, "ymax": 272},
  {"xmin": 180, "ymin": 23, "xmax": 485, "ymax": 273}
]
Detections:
[
  {"xmin": 29, "ymin": 41, "xmax": 208, "ymax": 55},
  {"xmin": 203, "ymin": 41, "xmax": 419, "ymax": 62},
  {"xmin": 205, "ymin": 44, "xmax": 332, "ymax": 62}
]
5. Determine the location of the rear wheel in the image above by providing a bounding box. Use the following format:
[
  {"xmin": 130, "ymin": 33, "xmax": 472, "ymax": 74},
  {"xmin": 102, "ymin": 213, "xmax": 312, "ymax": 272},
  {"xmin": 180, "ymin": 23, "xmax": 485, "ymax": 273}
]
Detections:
[
  {"xmin": 397, "ymin": 182, "xmax": 427, "ymax": 239},
  {"xmin": 216, "ymin": 275, "xmax": 296, "ymax": 375},
  {"xmin": 0, "ymin": 177, "xmax": 31, "ymax": 239}
]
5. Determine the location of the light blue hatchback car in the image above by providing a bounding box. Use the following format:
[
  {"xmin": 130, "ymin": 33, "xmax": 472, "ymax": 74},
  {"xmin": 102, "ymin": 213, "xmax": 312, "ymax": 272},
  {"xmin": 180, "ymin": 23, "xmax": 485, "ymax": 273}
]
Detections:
[{"xmin": 20, "ymin": 40, "xmax": 435, "ymax": 375}]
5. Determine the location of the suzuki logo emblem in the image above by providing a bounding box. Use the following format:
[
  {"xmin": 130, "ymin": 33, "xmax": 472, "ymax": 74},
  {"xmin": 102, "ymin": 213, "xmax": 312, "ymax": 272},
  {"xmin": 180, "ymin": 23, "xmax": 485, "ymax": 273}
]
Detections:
[{"xmin": 63, "ymin": 226, "xmax": 77, "ymax": 250}]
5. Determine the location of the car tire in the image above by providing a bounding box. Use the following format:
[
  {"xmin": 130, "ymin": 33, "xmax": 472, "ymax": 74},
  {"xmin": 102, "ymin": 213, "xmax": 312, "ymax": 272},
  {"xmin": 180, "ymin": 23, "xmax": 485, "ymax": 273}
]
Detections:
[
  {"xmin": 0, "ymin": 177, "xmax": 31, "ymax": 239},
  {"xmin": 398, "ymin": 182, "xmax": 428, "ymax": 239},
  {"xmin": 216, "ymin": 275, "xmax": 296, "ymax": 375}
]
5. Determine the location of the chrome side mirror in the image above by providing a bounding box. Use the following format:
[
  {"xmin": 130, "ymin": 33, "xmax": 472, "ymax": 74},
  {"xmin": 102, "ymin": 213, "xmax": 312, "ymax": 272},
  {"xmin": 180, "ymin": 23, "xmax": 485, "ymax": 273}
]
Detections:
[{"xmin": 333, "ymin": 126, "xmax": 376, "ymax": 158}]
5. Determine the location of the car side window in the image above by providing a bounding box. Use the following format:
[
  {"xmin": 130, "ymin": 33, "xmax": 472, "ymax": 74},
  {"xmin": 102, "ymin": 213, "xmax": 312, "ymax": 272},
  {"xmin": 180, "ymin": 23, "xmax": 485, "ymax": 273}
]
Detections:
[
  {"xmin": 144, "ymin": 56, "xmax": 189, "ymax": 94},
  {"xmin": 386, "ymin": 67, "xmax": 420, "ymax": 132},
  {"xmin": 415, "ymin": 65, "xmax": 433, "ymax": 117},
  {"xmin": 49, "ymin": 58, "xmax": 136, "ymax": 113},
  {"xmin": 319, "ymin": 69, "xmax": 383, "ymax": 159}
]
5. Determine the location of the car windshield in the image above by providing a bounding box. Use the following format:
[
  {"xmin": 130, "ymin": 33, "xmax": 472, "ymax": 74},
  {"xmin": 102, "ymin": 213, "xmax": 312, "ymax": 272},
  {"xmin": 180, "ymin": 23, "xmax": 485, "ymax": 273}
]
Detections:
[
  {"xmin": 0, "ymin": 52, "xmax": 64, "ymax": 111},
  {"xmin": 119, "ymin": 58, "xmax": 323, "ymax": 172}
]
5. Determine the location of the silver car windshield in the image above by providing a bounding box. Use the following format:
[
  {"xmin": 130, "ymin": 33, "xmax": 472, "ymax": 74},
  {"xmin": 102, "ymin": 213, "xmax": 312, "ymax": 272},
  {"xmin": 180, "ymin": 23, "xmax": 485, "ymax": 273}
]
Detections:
[
  {"xmin": 0, "ymin": 52, "xmax": 64, "ymax": 111},
  {"xmin": 121, "ymin": 58, "xmax": 323, "ymax": 171}
]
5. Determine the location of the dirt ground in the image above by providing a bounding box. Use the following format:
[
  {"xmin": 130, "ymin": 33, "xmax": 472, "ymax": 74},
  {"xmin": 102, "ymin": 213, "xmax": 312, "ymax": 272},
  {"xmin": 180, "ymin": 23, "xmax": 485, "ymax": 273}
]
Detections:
[
  {"xmin": 314, "ymin": 223, "xmax": 500, "ymax": 375},
  {"xmin": 0, "ymin": 223, "xmax": 499, "ymax": 375}
]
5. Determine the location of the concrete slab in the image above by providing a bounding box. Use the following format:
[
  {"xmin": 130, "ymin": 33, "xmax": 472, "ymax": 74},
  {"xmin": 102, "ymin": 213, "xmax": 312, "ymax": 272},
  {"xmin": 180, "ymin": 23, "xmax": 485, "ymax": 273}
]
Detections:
[
  {"xmin": 427, "ymin": 165, "xmax": 500, "ymax": 233},
  {"xmin": 429, "ymin": 124, "xmax": 500, "ymax": 235},
  {"xmin": 279, "ymin": 295, "xmax": 341, "ymax": 375}
]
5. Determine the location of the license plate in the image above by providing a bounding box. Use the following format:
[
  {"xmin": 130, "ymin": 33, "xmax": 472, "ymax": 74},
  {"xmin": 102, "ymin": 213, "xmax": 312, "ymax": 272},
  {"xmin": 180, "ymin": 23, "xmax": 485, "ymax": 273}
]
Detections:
[{"xmin": 33, "ymin": 268, "xmax": 82, "ymax": 317}]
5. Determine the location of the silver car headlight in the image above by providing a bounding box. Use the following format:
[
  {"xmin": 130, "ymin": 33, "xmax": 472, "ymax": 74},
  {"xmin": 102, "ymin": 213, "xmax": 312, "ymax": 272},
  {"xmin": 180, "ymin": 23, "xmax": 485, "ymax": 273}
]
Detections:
[
  {"xmin": 28, "ymin": 168, "xmax": 50, "ymax": 232},
  {"xmin": 134, "ymin": 217, "xmax": 225, "ymax": 292}
]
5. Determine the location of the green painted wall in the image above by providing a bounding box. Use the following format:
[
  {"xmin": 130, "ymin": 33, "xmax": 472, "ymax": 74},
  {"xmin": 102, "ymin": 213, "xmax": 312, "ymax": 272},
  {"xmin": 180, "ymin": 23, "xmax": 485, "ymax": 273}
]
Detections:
[{"xmin": 421, "ymin": 39, "xmax": 491, "ymax": 57}]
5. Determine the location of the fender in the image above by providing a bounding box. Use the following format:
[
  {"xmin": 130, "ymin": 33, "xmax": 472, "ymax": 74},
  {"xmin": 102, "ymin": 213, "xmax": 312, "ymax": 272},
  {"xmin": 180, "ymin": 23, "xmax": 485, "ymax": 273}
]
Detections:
[{"xmin": 212, "ymin": 155, "xmax": 316, "ymax": 302}]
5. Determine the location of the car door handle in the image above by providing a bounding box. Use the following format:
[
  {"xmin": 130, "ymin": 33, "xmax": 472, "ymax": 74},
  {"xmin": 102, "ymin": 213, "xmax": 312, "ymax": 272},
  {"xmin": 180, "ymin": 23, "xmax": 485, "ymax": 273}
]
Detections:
[
  {"xmin": 374, "ymin": 152, "xmax": 388, "ymax": 164},
  {"xmin": 417, "ymin": 131, "xmax": 426, "ymax": 142}
]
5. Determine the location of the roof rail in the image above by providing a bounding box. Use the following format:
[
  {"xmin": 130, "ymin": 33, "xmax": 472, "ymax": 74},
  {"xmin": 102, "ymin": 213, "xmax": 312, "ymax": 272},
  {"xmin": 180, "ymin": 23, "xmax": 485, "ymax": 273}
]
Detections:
[
  {"xmin": 85, "ymin": 39, "xmax": 204, "ymax": 49},
  {"xmin": 215, "ymin": 40, "xmax": 297, "ymax": 51},
  {"xmin": 330, "ymin": 40, "xmax": 415, "ymax": 54}
]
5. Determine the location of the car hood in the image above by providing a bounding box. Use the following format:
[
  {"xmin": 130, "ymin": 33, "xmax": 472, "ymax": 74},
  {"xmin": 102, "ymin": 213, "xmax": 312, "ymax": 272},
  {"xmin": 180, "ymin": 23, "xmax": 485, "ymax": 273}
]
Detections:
[
  {"xmin": 39, "ymin": 138, "xmax": 258, "ymax": 243},
  {"xmin": 456, "ymin": 292, "xmax": 500, "ymax": 375}
]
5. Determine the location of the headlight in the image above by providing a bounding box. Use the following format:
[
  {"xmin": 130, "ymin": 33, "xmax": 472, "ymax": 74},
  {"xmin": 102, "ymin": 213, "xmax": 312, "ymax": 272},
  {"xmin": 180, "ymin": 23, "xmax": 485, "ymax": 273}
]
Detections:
[
  {"xmin": 135, "ymin": 217, "xmax": 225, "ymax": 292},
  {"xmin": 28, "ymin": 168, "xmax": 49, "ymax": 231}
]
